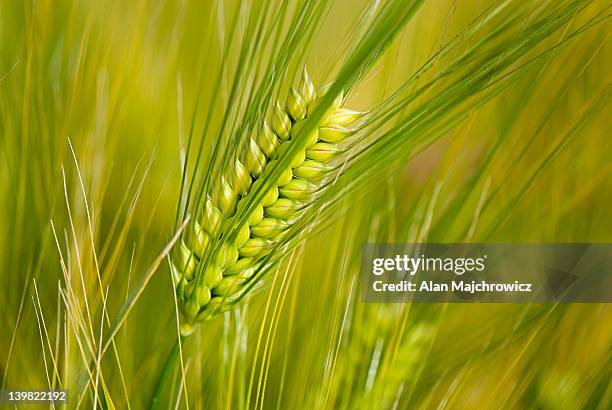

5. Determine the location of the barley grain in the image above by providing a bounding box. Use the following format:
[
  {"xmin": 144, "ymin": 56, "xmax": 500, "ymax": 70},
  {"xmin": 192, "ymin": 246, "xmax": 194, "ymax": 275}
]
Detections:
[{"xmin": 172, "ymin": 69, "xmax": 361, "ymax": 330}]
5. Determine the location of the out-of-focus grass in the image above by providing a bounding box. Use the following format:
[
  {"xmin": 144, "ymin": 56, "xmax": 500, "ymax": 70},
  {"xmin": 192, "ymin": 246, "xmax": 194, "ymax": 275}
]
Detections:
[{"xmin": 0, "ymin": 0, "xmax": 610, "ymax": 408}]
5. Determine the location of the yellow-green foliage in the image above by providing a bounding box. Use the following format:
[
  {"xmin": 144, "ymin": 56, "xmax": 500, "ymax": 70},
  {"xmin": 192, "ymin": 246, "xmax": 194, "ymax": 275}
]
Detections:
[{"xmin": 0, "ymin": 0, "xmax": 610, "ymax": 409}]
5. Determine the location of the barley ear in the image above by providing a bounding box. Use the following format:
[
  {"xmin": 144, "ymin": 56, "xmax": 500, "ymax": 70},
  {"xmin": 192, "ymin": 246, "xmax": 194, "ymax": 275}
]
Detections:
[{"xmin": 173, "ymin": 68, "xmax": 364, "ymax": 330}]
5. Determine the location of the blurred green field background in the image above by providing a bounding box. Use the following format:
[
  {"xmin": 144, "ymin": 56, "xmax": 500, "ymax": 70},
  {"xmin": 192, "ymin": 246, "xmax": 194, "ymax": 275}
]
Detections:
[{"xmin": 1, "ymin": 0, "xmax": 610, "ymax": 408}]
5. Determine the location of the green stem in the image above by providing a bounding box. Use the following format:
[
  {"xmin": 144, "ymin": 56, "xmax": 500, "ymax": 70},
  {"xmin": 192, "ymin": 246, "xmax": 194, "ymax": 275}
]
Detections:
[{"xmin": 150, "ymin": 335, "xmax": 187, "ymax": 409}]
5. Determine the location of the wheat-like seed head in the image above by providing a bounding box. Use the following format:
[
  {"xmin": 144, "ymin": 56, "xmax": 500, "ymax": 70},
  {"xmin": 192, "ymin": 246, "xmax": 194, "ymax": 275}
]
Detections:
[
  {"xmin": 366, "ymin": 322, "xmax": 435, "ymax": 409},
  {"xmin": 171, "ymin": 69, "xmax": 362, "ymax": 332}
]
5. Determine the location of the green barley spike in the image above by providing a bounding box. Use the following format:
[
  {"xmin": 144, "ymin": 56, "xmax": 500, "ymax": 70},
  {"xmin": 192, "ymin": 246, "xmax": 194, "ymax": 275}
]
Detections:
[{"xmin": 171, "ymin": 68, "xmax": 361, "ymax": 334}]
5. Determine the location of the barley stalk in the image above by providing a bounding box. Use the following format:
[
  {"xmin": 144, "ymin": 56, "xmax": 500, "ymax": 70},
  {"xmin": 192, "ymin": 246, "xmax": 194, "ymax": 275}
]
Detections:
[{"xmin": 171, "ymin": 69, "xmax": 362, "ymax": 332}]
